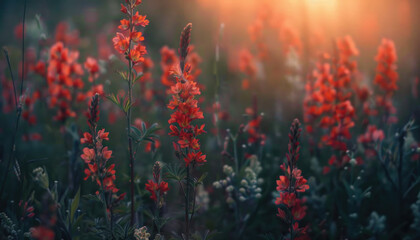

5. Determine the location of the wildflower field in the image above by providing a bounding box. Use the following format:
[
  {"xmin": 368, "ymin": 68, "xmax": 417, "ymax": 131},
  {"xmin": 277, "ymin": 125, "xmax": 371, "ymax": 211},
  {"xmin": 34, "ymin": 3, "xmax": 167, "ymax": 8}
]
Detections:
[{"xmin": 1, "ymin": 0, "xmax": 420, "ymax": 239}]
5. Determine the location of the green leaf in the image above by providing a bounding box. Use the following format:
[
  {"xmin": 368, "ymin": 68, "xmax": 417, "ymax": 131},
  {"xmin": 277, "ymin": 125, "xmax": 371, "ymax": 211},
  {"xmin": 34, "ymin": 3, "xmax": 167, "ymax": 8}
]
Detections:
[
  {"xmin": 129, "ymin": 123, "xmax": 161, "ymax": 144},
  {"xmin": 196, "ymin": 172, "xmax": 208, "ymax": 185},
  {"xmin": 35, "ymin": 14, "xmax": 42, "ymax": 30},
  {"xmin": 118, "ymin": 71, "xmax": 128, "ymax": 80},
  {"xmin": 70, "ymin": 188, "xmax": 81, "ymax": 223},
  {"xmin": 165, "ymin": 164, "xmax": 186, "ymax": 182},
  {"xmin": 106, "ymin": 94, "xmax": 129, "ymax": 115}
]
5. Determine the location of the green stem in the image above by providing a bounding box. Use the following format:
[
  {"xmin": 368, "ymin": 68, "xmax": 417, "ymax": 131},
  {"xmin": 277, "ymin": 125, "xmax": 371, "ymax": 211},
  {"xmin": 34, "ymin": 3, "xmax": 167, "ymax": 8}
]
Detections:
[
  {"xmin": 185, "ymin": 165, "xmax": 190, "ymax": 240},
  {"xmin": 233, "ymin": 138, "xmax": 239, "ymax": 174},
  {"xmin": 0, "ymin": 0, "xmax": 26, "ymax": 201},
  {"xmin": 126, "ymin": 4, "xmax": 136, "ymax": 227}
]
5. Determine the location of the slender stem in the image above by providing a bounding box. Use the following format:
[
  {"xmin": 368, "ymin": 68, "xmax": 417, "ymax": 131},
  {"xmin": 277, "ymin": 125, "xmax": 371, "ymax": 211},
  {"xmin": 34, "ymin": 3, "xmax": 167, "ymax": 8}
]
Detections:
[
  {"xmin": 398, "ymin": 131, "xmax": 405, "ymax": 214},
  {"xmin": 0, "ymin": 0, "xmax": 27, "ymax": 199},
  {"xmin": 0, "ymin": 52, "xmax": 24, "ymax": 200},
  {"xmin": 189, "ymin": 182, "xmax": 197, "ymax": 225},
  {"xmin": 3, "ymin": 49, "xmax": 18, "ymax": 107},
  {"xmin": 185, "ymin": 165, "xmax": 190, "ymax": 240},
  {"xmin": 154, "ymin": 192, "xmax": 161, "ymax": 234},
  {"xmin": 233, "ymin": 138, "xmax": 239, "ymax": 174},
  {"xmin": 20, "ymin": 0, "xmax": 27, "ymax": 96},
  {"xmin": 126, "ymin": 4, "xmax": 136, "ymax": 227}
]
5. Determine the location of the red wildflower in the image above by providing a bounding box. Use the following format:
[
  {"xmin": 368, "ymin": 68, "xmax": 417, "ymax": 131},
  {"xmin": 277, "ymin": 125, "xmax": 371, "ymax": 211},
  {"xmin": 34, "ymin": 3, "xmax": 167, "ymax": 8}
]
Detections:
[
  {"xmin": 30, "ymin": 226, "xmax": 55, "ymax": 240},
  {"xmin": 112, "ymin": 33, "xmax": 130, "ymax": 54},
  {"xmin": 304, "ymin": 50, "xmax": 357, "ymax": 168},
  {"xmin": 84, "ymin": 57, "xmax": 100, "ymax": 82},
  {"xmin": 275, "ymin": 119, "xmax": 309, "ymax": 239},
  {"xmin": 279, "ymin": 23, "xmax": 303, "ymax": 55},
  {"xmin": 238, "ymin": 49, "xmax": 257, "ymax": 90},
  {"xmin": 132, "ymin": 12, "xmax": 149, "ymax": 27},
  {"xmin": 32, "ymin": 40, "xmax": 101, "ymax": 122},
  {"xmin": 374, "ymin": 38, "xmax": 399, "ymax": 124},
  {"xmin": 167, "ymin": 24, "xmax": 206, "ymax": 167},
  {"xmin": 80, "ymin": 94, "xmax": 125, "ymax": 211},
  {"xmin": 145, "ymin": 161, "xmax": 169, "ymax": 202},
  {"xmin": 113, "ymin": 2, "xmax": 148, "ymax": 67}
]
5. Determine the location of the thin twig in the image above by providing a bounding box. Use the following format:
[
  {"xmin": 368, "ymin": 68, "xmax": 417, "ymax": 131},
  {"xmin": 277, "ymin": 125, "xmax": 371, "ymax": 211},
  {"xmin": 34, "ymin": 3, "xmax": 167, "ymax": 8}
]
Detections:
[
  {"xmin": 0, "ymin": 38, "xmax": 25, "ymax": 200},
  {"xmin": 189, "ymin": 182, "xmax": 197, "ymax": 225},
  {"xmin": 20, "ymin": 0, "xmax": 27, "ymax": 96},
  {"xmin": 3, "ymin": 49, "xmax": 18, "ymax": 107},
  {"xmin": 185, "ymin": 165, "xmax": 190, "ymax": 240}
]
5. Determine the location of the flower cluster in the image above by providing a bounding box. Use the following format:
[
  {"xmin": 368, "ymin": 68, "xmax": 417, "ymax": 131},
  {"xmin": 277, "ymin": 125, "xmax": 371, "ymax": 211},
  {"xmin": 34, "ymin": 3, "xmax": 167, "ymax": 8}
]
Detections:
[
  {"xmin": 160, "ymin": 46, "xmax": 178, "ymax": 88},
  {"xmin": 195, "ymin": 184, "xmax": 210, "ymax": 212},
  {"xmin": 374, "ymin": 38, "xmax": 399, "ymax": 124},
  {"xmin": 238, "ymin": 49, "xmax": 257, "ymax": 90},
  {"xmin": 84, "ymin": 57, "xmax": 100, "ymax": 83},
  {"xmin": 134, "ymin": 226, "xmax": 151, "ymax": 240},
  {"xmin": 275, "ymin": 119, "xmax": 309, "ymax": 239},
  {"xmin": 34, "ymin": 42, "xmax": 84, "ymax": 121},
  {"xmin": 31, "ymin": 40, "xmax": 104, "ymax": 122},
  {"xmin": 243, "ymin": 103, "xmax": 266, "ymax": 151},
  {"xmin": 113, "ymin": 0, "xmax": 148, "ymax": 65},
  {"xmin": 357, "ymin": 125, "xmax": 385, "ymax": 158},
  {"xmin": 213, "ymin": 155, "xmax": 263, "ymax": 207},
  {"xmin": 279, "ymin": 23, "xmax": 303, "ymax": 56},
  {"xmin": 145, "ymin": 161, "xmax": 169, "ymax": 203},
  {"xmin": 160, "ymin": 44, "xmax": 202, "ymax": 91},
  {"xmin": 80, "ymin": 94, "xmax": 125, "ymax": 210},
  {"xmin": 304, "ymin": 47, "xmax": 357, "ymax": 170},
  {"xmin": 168, "ymin": 23, "xmax": 207, "ymax": 167}
]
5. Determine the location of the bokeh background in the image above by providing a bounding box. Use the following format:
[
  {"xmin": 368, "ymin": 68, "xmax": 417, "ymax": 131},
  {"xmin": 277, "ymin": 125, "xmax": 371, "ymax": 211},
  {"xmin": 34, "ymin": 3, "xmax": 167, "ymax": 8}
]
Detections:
[{"xmin": 1, "ymin": 0, "xmax": 420, "ymax": 239}]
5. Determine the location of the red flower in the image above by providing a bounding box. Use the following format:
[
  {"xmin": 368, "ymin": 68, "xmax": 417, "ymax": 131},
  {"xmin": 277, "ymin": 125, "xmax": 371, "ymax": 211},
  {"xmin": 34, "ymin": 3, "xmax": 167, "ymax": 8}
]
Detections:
[
  {"xmin": 184, "ymin": 151, "xmax": 207, "ymax": 166},
  {"xmin": 80, "ymin": 95, "xmax": 123, "ymax": 210},
  {"xmin": 32, "ymin": 40, "xmax": 92, "ymax": 122},
  {"xmin": 145, "ymin": 162, "xmax": 169, "ymax": 202},
  {"xmin": 30, "ymin": 226, "xmax": 55, "ymax": 240},
  {"xmin": 120, "ymin": 3, "xmax": 128, "ymax": 14},
  {"xmin": 276, "ymin": 176, "xmax": 289, "ymax": 192},
  {"xmin": 118, "ymin": 19, "xmax": 130, "ymax": 31},
  {"xmin": 167, "ymin": 24, "xmax": 206, "ymax": 167},
  {"xmin": 128, "ymin": 45, "xmax": 147, "ymax": 64},
  {"xmin": 374, "ymin": 38, "xmax": 399, "ymax": 124},
  {"xmin": 130, "ymin": 31, "xmax": 144, "ymax": 42},
  {"xmin": 84, "ymin": 57, "xmax": 99, "ymax": 82},
  {"xmin": 275, "ymin": 119, "xmax": 309, "ymax": 239},
  {"xmin": 145, "ymin": 180, "xmax": 159, "ymax": 201},
  {"xmin": 132, "ymin": 12, "xmax": 149, "ymax": 27},
  {"xmin": 112, "ymin": 32, "xmax": 129, "ymax": 54},
  {"xmin": 98, "ymin": 129, "xmax": 109, "ymax": 140},
  {"xmin": 102, "ymin": 147, "xmax": 112, "ymax": 160},
  {"xmin": 81, "ymin": 147, "xmax": 95, "ymax": 163},
  {"xmin": 81, "ymin": 132, "xmax": 93, "ymax": 144}
]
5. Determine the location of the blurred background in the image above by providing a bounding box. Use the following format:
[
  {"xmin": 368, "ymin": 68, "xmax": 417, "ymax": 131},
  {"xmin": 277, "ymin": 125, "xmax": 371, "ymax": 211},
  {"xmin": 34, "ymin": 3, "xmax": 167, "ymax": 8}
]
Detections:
[{"xmin": 1, "ymin": 0, "xmax": 420, "ymax": 239}]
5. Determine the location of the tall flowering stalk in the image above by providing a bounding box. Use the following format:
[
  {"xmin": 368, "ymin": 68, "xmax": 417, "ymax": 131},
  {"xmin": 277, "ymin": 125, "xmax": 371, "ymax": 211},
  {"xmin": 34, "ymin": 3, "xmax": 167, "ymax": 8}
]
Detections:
[
  {"xmin": 168, "ymin": 23, "xmax": 206, "ymax": 240},
  {"xmin": 303, "ymin": 50, "xmax": 356, "ymax": 172},
  {"xmin": 81, "ymin": 94, "xmax": 125, "ymax": 225},
  {"xmin": 112, "ymin": 0, "xmax": 149, "ymax": 226},
  {"xmin": 145, "ymin": 161, "xmax": 169, "ymax": 234},
  {"xmin": 374, "ymin": 38, "xmax": 398, "ymax": 125},
  {"xmin": 276, "ymin": 119, "xmax": 309, "ymax": 240}
]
